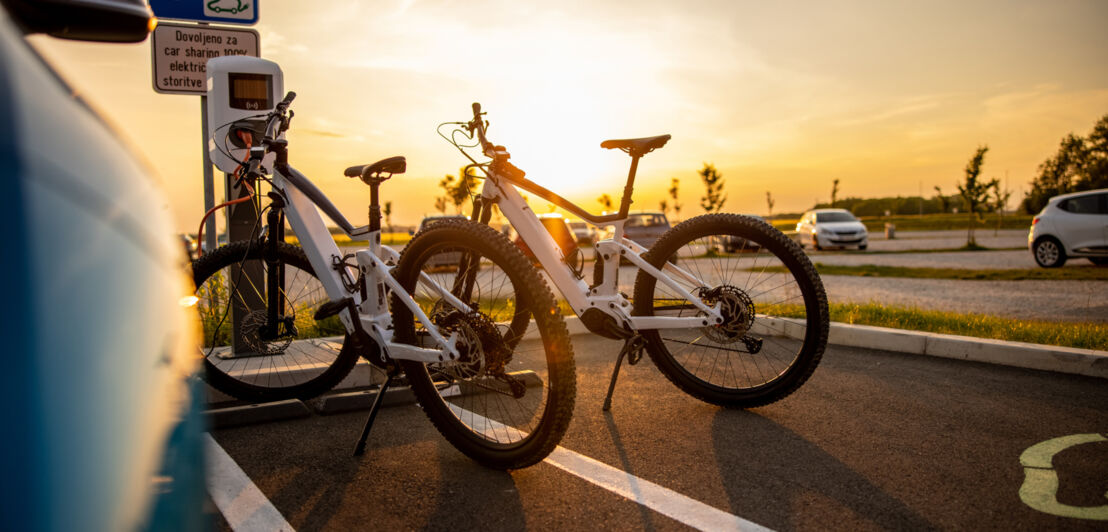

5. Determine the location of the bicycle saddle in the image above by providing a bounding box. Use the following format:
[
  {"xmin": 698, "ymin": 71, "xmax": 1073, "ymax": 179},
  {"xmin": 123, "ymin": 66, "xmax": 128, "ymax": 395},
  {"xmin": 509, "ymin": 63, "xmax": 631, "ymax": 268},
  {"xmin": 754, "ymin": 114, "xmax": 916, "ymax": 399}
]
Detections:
[
  {"xmin": 344, "ymin": 156, "xmax": 406, "ymax": 182},
  {"xmin": 600, "ymin": 135, "xmax": 671, "ymax": 155}
]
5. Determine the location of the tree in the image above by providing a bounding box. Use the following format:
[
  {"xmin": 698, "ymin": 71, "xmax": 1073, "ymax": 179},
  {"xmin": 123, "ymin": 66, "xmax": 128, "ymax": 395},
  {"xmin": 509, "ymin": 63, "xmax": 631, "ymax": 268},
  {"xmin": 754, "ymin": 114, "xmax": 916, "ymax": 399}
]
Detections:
[
  {"xmin": 450, "ymin": 165, "xmax": 479, "ymax": 214},
  {"xmin": 956, "ymin": 146, "xmax": 998, "ymax": 247},
  {"xmin": 765, "ymin": 191, "xmax": 775, "ymax": 218},
  {"xmin": 830, "ymin": 178, "xmax": 840, "ymax": 208},
  {"xmin": 597, "ymin": 193, "xmax": 613, "ymax": 212},
  {"xmin": 698, "ymin": 163, "xmax": 727, "ymax": 213},
  {"xmin": 668, "ymin": 178, "xmax": 682, "ymax": 221},
  {"xmin": 991, "ymin": 180, "xmax": 1012, "ymax": 236},
  {"xmin": 659, "ymin": 199, "xmax": 668, "ymax": 215},
  {"xmin": 437, "ymin": 174, "xmax": 456, "ymax": 214},
  {"xmin": 933, "ymin": 185, "xmax": 950, "ymax": 213},
  {"xmin": 383, "ymin": 201, "xmax": 393, "ymax": 233},
  {"xmin": 1021, "ymin": 113, "xmax": 1108, "ymax": 213}
]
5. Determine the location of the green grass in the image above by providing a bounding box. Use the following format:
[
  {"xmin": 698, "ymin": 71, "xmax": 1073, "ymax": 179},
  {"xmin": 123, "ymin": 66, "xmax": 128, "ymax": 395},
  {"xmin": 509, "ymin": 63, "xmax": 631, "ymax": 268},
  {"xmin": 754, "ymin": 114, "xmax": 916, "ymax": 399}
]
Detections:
[
  {"xmin": 805, "ymin": 263, "xmax": 1108, "ymax": 281},
  {"xmin": 766, "ymin": 301, "xmax": 1107, "ymax": 350},
  {"xmin": 752, "ymin": 262, "xmax": 1108, "ymax": 280},
  {"xmin": 287, "ymin": 232, "xmax": 412, "ymax": 247},
  {"xmin": 818, "ymin": 246, "xmax": 1026, "ymax": 256},
  {"xmin": 828, "ymin": 302, "xmax": 1107, "ymax": 351}
]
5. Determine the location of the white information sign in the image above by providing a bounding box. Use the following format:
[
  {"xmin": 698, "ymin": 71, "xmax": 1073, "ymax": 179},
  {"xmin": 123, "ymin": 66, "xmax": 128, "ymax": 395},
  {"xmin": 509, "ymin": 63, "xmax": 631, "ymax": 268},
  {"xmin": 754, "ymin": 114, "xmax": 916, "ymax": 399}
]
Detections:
[{"xmin": 151, "ymin": 22, "xmax": 259, "ymax": 95}]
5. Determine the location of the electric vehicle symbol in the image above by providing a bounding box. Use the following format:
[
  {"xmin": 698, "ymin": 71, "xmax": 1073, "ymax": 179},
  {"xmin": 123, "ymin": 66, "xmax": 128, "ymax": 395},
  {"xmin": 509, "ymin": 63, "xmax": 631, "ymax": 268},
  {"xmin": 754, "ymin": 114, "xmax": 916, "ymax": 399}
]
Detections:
[
  {"xmin": 206, "ymin": 0, "xmax": 250, "ymax": 15},
  {"xmin": 1019, "ymin": 433, "xmax": 1108, "ymax": 521}
]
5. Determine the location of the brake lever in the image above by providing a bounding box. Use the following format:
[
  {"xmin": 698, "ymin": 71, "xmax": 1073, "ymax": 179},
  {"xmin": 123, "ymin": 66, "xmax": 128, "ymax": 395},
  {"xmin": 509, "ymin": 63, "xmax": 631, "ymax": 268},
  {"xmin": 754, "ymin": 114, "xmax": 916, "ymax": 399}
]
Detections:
[{"xmin": 279, "ymin": 110, "xmax": 294, "ymax": 134}]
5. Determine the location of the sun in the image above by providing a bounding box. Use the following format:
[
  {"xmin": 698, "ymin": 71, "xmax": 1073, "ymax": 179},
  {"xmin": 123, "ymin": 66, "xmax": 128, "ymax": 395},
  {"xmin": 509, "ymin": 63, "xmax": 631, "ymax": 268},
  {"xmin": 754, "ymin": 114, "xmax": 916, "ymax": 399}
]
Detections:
[{"xmin": 481, "ymin": 94, "xmax": 643, "ymax": 216}]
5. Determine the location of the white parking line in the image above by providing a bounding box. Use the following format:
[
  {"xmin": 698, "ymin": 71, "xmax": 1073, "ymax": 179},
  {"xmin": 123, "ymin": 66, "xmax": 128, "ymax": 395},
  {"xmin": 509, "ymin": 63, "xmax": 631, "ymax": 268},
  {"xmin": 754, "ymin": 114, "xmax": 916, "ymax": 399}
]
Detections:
[
  {"xmin": 452, "ymin": 406, "xmax": 772, "ymax": 531},
  {"xmin": 544, "ymin": 447, "xmax": 772, "ymax": 531},
  {"xmin": 205, "ymin": 433, "xmax": 294, "ymax": 532},
  {"xmin": 206, "ymin": 409, "xmax": 770, "ymax": 531}
]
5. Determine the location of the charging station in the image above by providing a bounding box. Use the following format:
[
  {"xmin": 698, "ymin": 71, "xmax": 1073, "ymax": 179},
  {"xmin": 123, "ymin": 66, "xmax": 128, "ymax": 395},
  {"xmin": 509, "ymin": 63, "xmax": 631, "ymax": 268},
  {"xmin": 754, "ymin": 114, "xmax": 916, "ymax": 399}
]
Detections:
[
  {"xmin": 206, "ymin": 56, "xmax": 285, "ymax": 173},
  {"xmin": 205, "ymin": 56, "xmax": 285, "ymax": 355}
]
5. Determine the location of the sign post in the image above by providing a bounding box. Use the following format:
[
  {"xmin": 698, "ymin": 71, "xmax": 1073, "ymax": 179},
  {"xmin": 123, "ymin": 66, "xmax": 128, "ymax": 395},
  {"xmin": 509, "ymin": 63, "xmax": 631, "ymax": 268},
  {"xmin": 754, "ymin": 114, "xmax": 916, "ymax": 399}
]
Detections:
[{"xmin": 150, "ymin": 1, "xmax": 263, "ymax": 354}]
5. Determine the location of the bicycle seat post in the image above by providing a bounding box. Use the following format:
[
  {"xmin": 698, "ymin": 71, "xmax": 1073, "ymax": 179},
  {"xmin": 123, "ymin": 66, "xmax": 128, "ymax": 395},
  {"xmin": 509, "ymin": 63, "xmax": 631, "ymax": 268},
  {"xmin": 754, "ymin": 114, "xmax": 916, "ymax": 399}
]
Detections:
[
  {"xmin": 617, "ymin": 154, "xmax": 642, "ymax": 218},
  {"xmin": 367, "ymin": 178, "xmax": 382, "ymax": 234}
]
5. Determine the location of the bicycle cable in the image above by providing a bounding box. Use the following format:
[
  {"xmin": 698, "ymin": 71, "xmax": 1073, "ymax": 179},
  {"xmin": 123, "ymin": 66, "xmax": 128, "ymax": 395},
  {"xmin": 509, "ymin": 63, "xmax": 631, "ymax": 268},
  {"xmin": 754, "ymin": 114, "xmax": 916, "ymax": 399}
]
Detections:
[{"xmin": 195, "ymin": 129, "xmax": 258, "ymax": 257}]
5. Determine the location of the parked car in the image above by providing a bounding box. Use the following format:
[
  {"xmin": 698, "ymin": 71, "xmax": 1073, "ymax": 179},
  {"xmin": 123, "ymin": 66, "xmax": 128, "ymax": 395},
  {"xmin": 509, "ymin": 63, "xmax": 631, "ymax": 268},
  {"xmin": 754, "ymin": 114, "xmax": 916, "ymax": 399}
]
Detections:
[
  {"xmin": 723, "ymin": 215, "xmax": 766, "ymax": 252},
  {"xmin": 610, "ymin": 211, "xmax": 671, "ymax": 248},
  {"xmin": 568, "ymin": 220, "xmax": 594, "ymax": 245},
  {"xmin": 417, "ymin": 214, "xmax": 468, "ymax": 268},
  {"xmin": 796, "ymin": 208, "xmax": 869, "ymax": 250},
  {"xmin": 1028, "ymin": 188, "xmax": 1108, "ymax": 267},
  {"xmin": 1, "ymin": 2, "xmax": 204, "ymax": 529}
]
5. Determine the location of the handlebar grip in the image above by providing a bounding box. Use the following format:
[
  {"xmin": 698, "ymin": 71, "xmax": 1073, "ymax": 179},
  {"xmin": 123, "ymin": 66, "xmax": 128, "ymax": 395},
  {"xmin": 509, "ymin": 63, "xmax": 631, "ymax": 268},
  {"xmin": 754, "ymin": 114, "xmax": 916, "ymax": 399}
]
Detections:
[
  {"xmin": 472, "ymin": 102, "xmax": 481, "ymax": 118},
  {"xmin": 277, "ymin": 91, "xmax": 296, "ymax": 110}
]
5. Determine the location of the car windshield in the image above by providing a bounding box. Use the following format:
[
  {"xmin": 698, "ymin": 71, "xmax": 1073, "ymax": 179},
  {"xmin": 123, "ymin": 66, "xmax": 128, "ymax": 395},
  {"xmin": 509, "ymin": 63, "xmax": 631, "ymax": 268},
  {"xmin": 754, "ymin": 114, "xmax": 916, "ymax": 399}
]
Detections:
[
  {"xmin": 815, "ymin": 211, "xmax": 858, "ymax": 223},
  {"xmin": 627, "ymin": 214, "xmax": 667, "ymax": 227}
]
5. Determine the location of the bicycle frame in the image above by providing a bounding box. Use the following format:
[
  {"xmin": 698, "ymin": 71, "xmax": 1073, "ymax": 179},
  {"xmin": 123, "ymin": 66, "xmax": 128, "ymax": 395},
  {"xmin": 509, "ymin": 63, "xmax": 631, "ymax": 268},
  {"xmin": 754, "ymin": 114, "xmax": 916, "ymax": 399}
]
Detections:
[
  {"xmin": 476, "ymin": 171, "xmax": 724, "ymax": 332},
  {"xmin": 268, "ymin": 165, "xmax": 465, "ymax": 364}
]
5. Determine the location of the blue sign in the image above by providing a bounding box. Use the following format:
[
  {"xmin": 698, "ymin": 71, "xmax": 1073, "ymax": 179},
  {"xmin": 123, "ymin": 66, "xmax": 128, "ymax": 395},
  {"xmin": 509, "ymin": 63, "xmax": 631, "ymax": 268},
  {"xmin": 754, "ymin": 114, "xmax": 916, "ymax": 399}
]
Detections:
[{"xmin": 150, "ymin": 0, "xmax": 259, "ymax": 26}]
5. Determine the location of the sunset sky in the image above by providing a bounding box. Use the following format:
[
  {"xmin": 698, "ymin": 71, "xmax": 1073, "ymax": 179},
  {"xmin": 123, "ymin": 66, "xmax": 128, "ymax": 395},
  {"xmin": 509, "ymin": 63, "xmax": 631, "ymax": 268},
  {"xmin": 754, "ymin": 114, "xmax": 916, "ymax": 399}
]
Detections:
[{"xmin": 28, "ymin": 0, "xmax": 1108, "ymax": 232}]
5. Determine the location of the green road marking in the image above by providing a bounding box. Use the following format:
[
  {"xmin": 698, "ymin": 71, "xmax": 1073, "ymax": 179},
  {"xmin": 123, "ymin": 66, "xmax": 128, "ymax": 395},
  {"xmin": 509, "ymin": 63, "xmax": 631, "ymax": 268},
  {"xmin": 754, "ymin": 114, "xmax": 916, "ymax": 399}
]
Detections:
[{"xmin": 1018, "ymin": 433, "xmax": 1108, "ymax": 520}]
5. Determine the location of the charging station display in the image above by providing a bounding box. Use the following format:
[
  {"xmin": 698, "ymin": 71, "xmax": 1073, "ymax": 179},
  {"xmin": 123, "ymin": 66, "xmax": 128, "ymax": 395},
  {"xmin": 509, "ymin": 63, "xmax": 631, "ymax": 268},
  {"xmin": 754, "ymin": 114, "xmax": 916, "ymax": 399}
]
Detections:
[{"xmin": 206, "ymin": 56, "xmax": 284, "ymax": 174}]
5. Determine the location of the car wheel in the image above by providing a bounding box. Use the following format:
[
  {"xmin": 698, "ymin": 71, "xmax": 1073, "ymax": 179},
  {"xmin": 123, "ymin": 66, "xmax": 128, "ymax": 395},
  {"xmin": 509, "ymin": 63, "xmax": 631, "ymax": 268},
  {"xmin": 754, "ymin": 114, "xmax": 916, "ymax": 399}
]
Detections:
[
  {"xmin": 812, "ymin": 236, "xmax": 822, "ymax": 251},
  {"xmin": 1033, "ymin": 237, "xmax": 1066, "ymax": 268},
  {"xmin": 858, "ymin": 244, "xmax": 867, "ymax": 251},
  {"xmin": 1089, "ymin": 257, "xmax": 1108, "ymax": 266}
]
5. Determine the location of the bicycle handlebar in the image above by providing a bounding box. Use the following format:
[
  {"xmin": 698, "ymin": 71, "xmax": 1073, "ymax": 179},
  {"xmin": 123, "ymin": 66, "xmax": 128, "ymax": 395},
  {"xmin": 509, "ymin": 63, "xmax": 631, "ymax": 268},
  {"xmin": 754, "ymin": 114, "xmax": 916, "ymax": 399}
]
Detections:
[
  {"xmin": 260, "ymin": 91, "xmax": 297, "ymax": 145},
  {"xmin": 468, "ymin": 101, "xmax": 493, "ymax": 155}
]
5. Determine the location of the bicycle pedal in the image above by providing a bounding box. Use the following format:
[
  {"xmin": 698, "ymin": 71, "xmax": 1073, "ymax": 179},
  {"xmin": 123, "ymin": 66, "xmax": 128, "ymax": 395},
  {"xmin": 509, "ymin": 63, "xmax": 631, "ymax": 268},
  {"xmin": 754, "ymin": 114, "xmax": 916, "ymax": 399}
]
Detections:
[
  {"xmin": 624, "ymin": 335, "xmax": 646, "ymax": 365},
  {"xmin": 314, "ymin": 297, "xmax": 353, "ymax": 320}
]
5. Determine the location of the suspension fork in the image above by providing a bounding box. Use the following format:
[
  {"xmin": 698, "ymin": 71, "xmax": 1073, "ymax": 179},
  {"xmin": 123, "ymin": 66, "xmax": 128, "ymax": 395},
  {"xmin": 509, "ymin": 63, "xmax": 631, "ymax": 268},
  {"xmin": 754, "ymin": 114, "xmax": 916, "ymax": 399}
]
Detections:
[
  {"xmin": 450, "ymin": 195, "xmax": 494, "ymax": 303},
  {"xmin": 264, "ymin": 191, "xmax": 286, "ymax": 338}
]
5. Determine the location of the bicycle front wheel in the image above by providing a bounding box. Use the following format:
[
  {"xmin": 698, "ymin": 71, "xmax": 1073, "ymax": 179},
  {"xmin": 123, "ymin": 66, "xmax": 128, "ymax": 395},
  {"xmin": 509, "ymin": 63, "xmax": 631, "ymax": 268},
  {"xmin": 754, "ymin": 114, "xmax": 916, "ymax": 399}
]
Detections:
[
  {"xmin": 392, "ymin": 220, "xmax": 576, "ymax": 469},
  {"xmin": 192, "ymin": 241, "xmax": 361, "ymax": 402},
  {"xmin": 632, "ymin": 213, "xmax": 828, "ymax": 408}
]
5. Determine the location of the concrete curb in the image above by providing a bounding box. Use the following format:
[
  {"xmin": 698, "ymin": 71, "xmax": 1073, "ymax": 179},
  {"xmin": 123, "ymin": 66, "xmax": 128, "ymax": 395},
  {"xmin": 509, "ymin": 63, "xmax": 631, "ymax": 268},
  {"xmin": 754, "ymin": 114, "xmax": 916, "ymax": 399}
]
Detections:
[
  {"xmin": 752, "ymin": 316, "xmax": 1108, "ymax": 379},
  {"xmin": 825, "ymin": 321, "xmax": 1108, "ymax": 378}
]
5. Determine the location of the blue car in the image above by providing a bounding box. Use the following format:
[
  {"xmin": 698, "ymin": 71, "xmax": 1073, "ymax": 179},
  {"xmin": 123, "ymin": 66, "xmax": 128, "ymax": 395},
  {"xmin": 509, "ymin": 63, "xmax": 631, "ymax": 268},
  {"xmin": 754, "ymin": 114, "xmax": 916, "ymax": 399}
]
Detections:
[{"xmin": 0, "ymin": 1, "xmax": 205, "ymax": 530}]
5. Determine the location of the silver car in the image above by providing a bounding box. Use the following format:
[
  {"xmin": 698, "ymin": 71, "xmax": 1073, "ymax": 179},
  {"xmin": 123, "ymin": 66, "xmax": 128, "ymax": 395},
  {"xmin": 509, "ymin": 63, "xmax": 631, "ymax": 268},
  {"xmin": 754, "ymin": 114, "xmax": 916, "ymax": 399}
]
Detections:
[
  {"xmin": 1028, "ymin": 188, "xmax": 1108, "ymax": 267},
  {"xmin": 796, "ymin": 208, "xmax": 869, "ymax": 251}
]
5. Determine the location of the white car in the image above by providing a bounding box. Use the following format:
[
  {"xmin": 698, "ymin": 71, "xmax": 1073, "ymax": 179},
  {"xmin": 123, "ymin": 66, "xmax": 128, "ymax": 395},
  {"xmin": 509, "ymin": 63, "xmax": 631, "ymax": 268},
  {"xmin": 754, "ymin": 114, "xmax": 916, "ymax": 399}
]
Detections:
[
  {"xmin": 796, "ymin": 208, "xmax": 869, "ymax": 250},
  {"xmin": 1028, "ymin": 188, "xmax": 1108, "ymax": 267}
]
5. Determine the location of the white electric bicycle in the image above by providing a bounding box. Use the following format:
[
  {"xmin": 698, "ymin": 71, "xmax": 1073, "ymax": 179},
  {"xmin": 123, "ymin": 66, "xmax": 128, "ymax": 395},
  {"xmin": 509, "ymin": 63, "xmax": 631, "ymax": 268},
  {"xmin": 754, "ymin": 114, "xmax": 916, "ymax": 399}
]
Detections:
[
  {"xmin": 192, "ymin": 93, "xmax": 576, "ymax": 468},
  {"xmin": 441, "ymin": 103, "xmax": 829, "ymax": 410}
]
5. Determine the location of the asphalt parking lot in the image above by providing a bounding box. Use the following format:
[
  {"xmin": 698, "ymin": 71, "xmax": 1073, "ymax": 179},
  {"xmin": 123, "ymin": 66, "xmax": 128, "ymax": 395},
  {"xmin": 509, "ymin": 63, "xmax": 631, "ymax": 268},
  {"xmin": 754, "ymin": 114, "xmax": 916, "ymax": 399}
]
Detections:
[{"xmin": 209, "ymin": 334, "xmax": 1108, "ymax": 531}]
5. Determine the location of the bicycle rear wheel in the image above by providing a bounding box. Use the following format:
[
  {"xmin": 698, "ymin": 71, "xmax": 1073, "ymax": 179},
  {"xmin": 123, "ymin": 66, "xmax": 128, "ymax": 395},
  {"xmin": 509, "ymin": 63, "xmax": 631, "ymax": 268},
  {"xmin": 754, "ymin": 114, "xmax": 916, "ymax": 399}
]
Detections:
[
  {"xmin": 192, "ymin": 241, "xmax": 360, "ymax": 402},
  {"xmin": 392, "ymin": 220, "xmax": 576, "ymax": 469},
  {"xmin": 632, "ymin": 213, "xmax": 828, "ymax": 408}
]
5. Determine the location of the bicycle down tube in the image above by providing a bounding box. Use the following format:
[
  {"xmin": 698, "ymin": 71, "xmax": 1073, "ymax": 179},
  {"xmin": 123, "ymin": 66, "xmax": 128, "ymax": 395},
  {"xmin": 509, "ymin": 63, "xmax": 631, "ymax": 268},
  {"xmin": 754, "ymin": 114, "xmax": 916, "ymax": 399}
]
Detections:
[{"xmin": 271, "ymin": 165, "xmax": 462, "ymax": 364}]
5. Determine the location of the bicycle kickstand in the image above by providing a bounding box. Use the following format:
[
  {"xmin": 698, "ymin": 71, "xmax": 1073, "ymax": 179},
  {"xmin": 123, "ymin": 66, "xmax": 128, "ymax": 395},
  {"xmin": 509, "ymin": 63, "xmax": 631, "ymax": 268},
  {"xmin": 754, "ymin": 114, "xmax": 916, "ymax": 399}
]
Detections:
[
  {"xmin": 602, "ymin": 334, "xmax": 645, "ymax": 412},
  {"xmin": 353, "ymin": 370, "xmax": 398, "ymax": 456}
]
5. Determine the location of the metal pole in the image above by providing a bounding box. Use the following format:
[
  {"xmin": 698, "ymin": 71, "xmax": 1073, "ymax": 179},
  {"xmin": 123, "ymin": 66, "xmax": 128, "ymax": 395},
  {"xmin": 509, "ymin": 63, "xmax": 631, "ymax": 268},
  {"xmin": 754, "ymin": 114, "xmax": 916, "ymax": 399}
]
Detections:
[{"xmin": 200, "ymin": 95, "xmax": 217, "ymax": 252}]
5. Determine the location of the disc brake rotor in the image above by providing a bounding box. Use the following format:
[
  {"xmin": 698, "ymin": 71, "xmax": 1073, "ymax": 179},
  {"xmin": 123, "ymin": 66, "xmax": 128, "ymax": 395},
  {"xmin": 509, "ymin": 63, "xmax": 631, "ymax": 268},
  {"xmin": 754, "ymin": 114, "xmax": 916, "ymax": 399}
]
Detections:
[
  {"xmin": 698, "ymin": 285, "xmax": 756, "ymax": 344},
  {"xmin": 431, "ymin": 307, "xmax": 525, "ymax": 397},
  {"xmin": 239, "ymin": 309, "xmax": 293, "ymax": 355}
]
